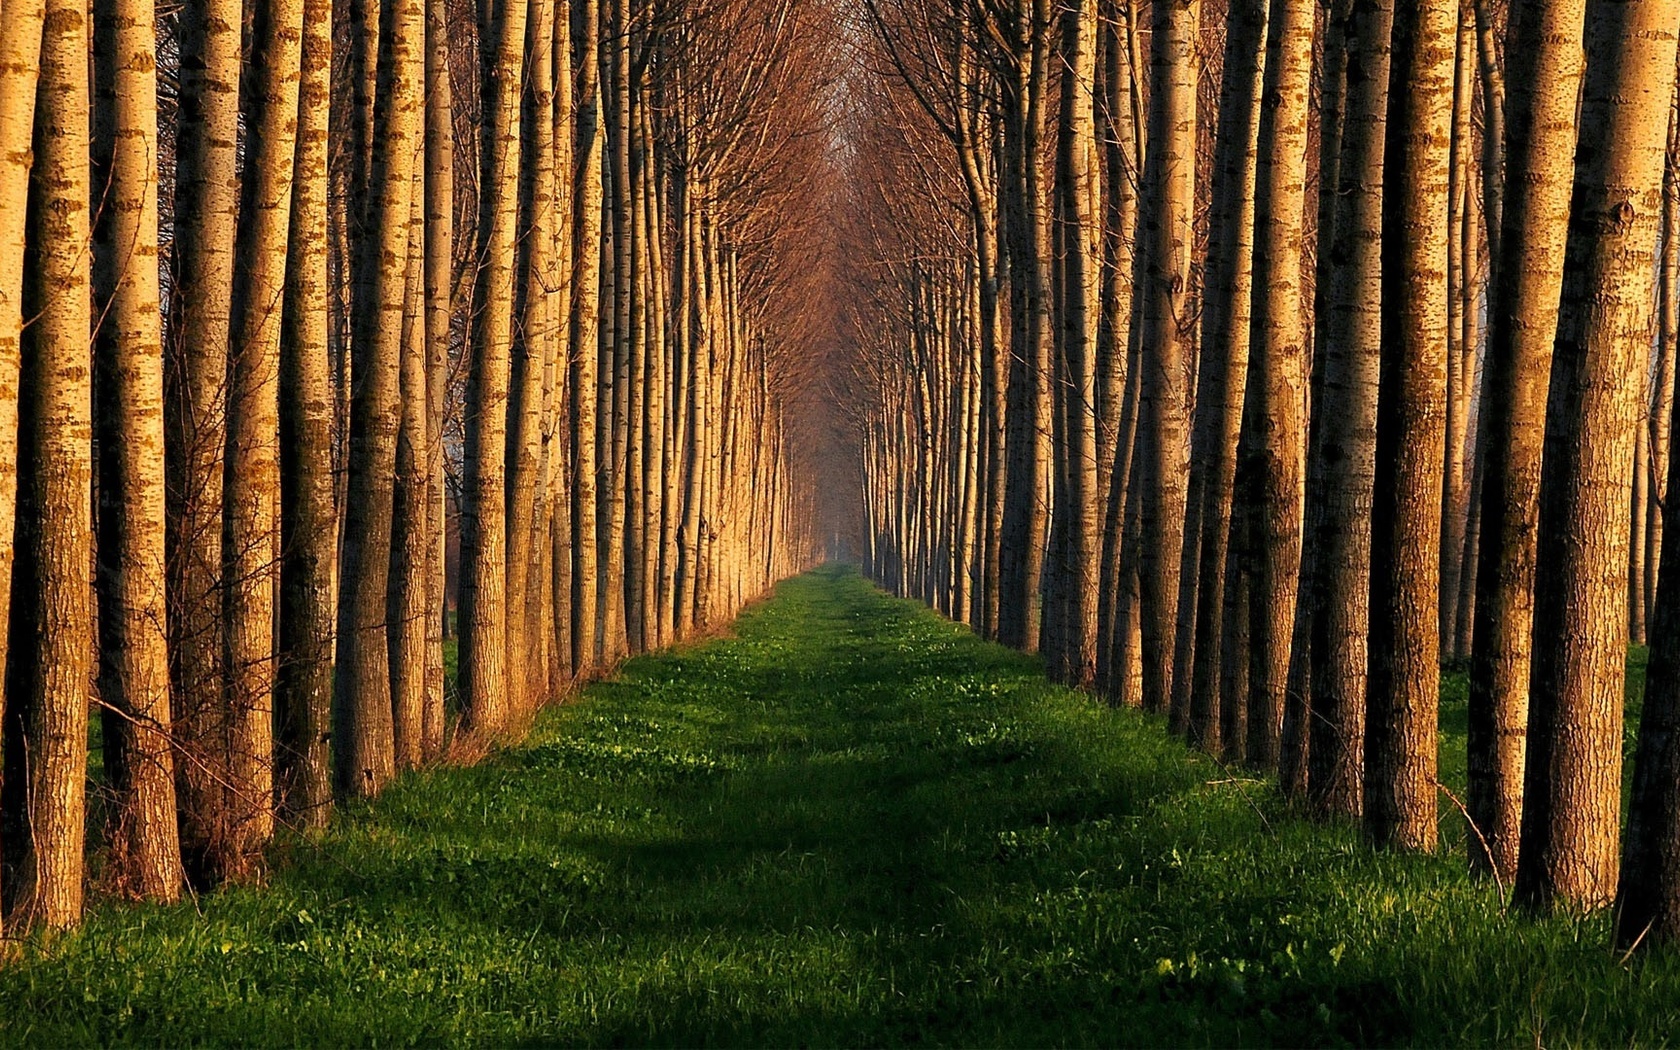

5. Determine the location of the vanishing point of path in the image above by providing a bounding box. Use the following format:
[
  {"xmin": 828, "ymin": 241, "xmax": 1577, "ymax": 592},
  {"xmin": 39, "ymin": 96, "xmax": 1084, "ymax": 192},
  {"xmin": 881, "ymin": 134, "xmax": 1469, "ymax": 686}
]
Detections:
[{"xmin": 5, "ymin": 567, "xmax": 1680, "ymax": 1046}]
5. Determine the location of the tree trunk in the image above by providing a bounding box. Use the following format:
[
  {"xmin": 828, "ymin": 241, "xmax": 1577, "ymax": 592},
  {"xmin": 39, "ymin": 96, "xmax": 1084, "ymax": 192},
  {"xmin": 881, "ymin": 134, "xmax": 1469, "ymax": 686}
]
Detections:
[
  {"xmin": 335, "ymin": 0, "xmax": 423, "ymax": 796},
  {"xmin": 279, "ymin": 0, "xmax": 338, "ymax": 827},
  {"xmin": 4, "ymin": 0, "xmax": 91, "ymax": 926},
  {"xmin": 1180, "ymin": 0, "xmax": 1267, "ymax": 751},
  {"xmin": 1241, "ymin": 0, "xmax": 1312, "ymax": 770},
  {"xmin": 1522, "ymin": 0, "xmax": 1678, "ymax": 914},
  {"xmin": 226, "ymin": 0, "xmax": 306, "ymax": 870},
  {"xmin": 461, "ymin": 0, "xmax": 527, "ymax": 732},
  {"xmin": 168, "ymin": 0, "xmax": 240, "ymax": 883},
  {"xmin": 1364, "ymin": 0, "xmax": 1453, "ymax": 853},
  {"xmin": 1137, "ymin": 0, "xmax": 1198, "ymax": 715},
  {"xmin": 92, "ymin": 0, "xmax": 182, "ymax": 901},
  {"xmin": 1467, "ymin": 0, "xmax": 1586, "ymax": 885},
  {"xmin": 1304, "ymin": 0, "xmax": 1393, "ymax": 819},
  {"xmin": 571, "ymin": 0, "xmax": 604, "ymax": 673},
  {"xmin": 0, "ymin": 4, "xmax": 44, "ymax": 925}
]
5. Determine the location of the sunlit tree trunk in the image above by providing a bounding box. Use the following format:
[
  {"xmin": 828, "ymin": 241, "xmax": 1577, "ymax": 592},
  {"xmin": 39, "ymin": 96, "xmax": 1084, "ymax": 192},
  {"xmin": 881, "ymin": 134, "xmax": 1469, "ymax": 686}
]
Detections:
[
  {"xmin": 1240, "ymin": 0, "xmax": 1311, "ymax": 769},
  {"xmin": 279, "ymin": 0, "xmax": 337, "ymax": 826},
  {"xmin": 461, "ymin": 0, "xmax": 527, "ymax": 731},
  {"xmin": 1046, "ymin": 0, "xmax": 1102, "ymax": 686},
  {"xmin": 1467, "ymin": 0, "xmax": 1585, "ymax": 885},
  {"xmin": 1303, "ymin": 0, "xmax": 1392, "ymax": 819},
  {"xmin": 1177, "ymin": 0, "xmax": 1265, "ymax": 751},
  {"xmin": 0, "ymin": 8, "xmax": 44, "ymax": 920},
  {"xmin": 226, "ymin": 0, "xmax": 305, "ymax": 867},
  {"xmin": 1137, "ymin": 0, "xmax": 1198, "ymax": 715},
  {"xmin": 1523, "ymin": 0, "xmax": 1678, "ymax": 914},
  {"xmin": 335, "ymin": 0, "xmax": 422, "ymax": 795},
  {"xmin": 571, "ymin": 0, "xmax": 604, "ymax": 672},
  {"xmin": 421, "ymin": 0, "xmax": 454, "ymax": 757},
  {"xmin": 509, "ymin": 0, "xmax": 557, "ymax": 715},
  {"xmin": 1365, "ymin": 0, "xmax": 1453, "ymax": 853},
  {"xmin": 4, "ymin": 0, "xmax": 91, "ymax": 925},
  {"xmin": 168, "ymin": 0, "xmax": 240, "ymax": 882},
  {"xmin": 92, "ymin": 0, "xmax": 182, "ymax": 901}
]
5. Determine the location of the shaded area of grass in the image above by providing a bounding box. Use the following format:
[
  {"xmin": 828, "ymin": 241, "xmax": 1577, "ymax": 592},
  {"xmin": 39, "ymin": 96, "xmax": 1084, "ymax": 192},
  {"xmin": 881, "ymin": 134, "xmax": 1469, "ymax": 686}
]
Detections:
[{"xmin": 3, "ymin": 566, "xmax": 1678, "ymax": 1046}]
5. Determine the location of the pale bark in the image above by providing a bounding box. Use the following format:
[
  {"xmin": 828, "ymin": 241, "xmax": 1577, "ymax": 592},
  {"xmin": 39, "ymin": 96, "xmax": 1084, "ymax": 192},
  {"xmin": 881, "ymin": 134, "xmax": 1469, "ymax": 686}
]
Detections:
[
  {"xmin": 335, "ymin": 0, "xmax": 422, "ymax": 796},
  {"xmin": 1304, "ymin": 0, "xmax": 1392, "ymax": 819},
  {"xmin": 227, "ymin": 0, "xmax": 305, "ymax": 867},
  {"xmin": 168, "ymin": 0, "xmax": 240, "ymax": 883},
  {"xmin": 1241, "ymin": 0, "xmax": 1311, "ymax": 770},
  {"xmin": 5, "ymin": 0, "xmax": 91, "ymax": 926},
  {"xmin": 92, "ymin": 0, "xmax": 182, "ymax": 901},
  {"xmin": 278, "ymin": 0, "xmax": 337, "ymax": 827},
  {"xmin": 1137, "ymin": 0, "xmax": 1198, "ymax": 715},
  {"xmin": 1468, "ymin": 0, "xmax": 1586, "ymax": 885},
  {"xmin": 1179, "ymin": 0, "xmax": 1266, "ymax": 750},
  {"xmin": 461, "ymin": 0, "xmax": 527, "ymax": 731},
  {"xmin": 571, "ymin": 0, "xmax": 603, "ymax": 673},
  {"xmin": 1523, "ymin": 0, "xmax": 1678, "ymax": 914},
  {"xmin": 0, "ymin": 17, "xmax": 44, "ymax": 901}
]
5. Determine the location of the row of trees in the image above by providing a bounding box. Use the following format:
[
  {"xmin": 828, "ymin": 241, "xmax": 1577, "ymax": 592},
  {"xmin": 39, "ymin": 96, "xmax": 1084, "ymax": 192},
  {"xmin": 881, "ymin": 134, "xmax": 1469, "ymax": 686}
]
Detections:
[
  {"xmin": 0, "ymin": 0, "xmax": 822, "ymax": 934},
  {"xmin": 847, "ymin": 0, "xmax": 1680, "ymax": 948}
]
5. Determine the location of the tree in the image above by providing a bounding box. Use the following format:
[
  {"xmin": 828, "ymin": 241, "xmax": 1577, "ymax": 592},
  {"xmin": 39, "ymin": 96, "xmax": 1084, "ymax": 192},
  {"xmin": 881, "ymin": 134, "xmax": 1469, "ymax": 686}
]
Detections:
[
  {"xmin": 1364, "ymin": 0, "xmax": 1454, "ymax": 852},
  {"xmin": 1136, "ymin": 0, "xmax": 1199, "ymax": 716},
  {"xmin": 335, "ymin": 0, "xmax": 424, "ymax": 796},
  {"xmin": 168, "ymin": 0, "xmax": 241, "ymax": 883},
  {"xmin": 278, "ymin": 0, "xmax": 338, "ymax": 827},
  {"xmin": 1525, "ymin": 0, "xmax": 1679, "ymax": 914},
  {"xmin": 92, "ymin": 0, "xmax": 182, "ymax": 900},
  {"xmin": 4, "ymin": 0, "xmax": 92, "ymax": 926},
  {"xmin": 1240, "ymin": 0, "xmax": 1312, "ymax": 769},
  {"xmin": 1465, "ymin": 0, "xmax": 1585, "ymax": 884},
  {"xmin": 461, "ymin": 0, "xmax": 528, "ymax": 733}
]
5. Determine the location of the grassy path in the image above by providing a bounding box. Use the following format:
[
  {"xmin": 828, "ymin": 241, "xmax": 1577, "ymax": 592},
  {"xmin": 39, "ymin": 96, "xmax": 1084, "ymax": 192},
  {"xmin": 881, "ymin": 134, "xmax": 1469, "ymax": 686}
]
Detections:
[{"xmin": 4, "ymin": 566, "xmax": 1680, "ymax": 1045}]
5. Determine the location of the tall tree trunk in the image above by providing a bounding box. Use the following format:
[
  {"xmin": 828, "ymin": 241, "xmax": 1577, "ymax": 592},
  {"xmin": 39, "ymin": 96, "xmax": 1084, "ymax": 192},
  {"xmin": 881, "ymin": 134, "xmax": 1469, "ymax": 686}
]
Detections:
[
  {"xmin": 1047, "ymin": 0, "xmax": 1102, "ymax": 686},
  {"xmin": 92, "ymin": 0, "xmax": 182, "ymax": 901},
  {"xmin": 0, "ymin": 4, "xmax": 44, "ymax": 925},
  {"xmin": 279, "ymin": 0, "xmax": 338, "ymax": 827},
  {"xmin": 1137, "ymin": 0, "xmax": 1198, "ymax": 715},
  {"xmin": 422, "ymin": 0, "xmax": 454, "ymax": 759},
  {"xmin": 1304, "ymin": 0, "xmax": 1392, "ymax": 819},
  {"xmin": 461, "ymin": 0, "xmax": 527, "ymax": 732},
  {"xmin": 4, "ymin": 0, "xmax": 91, "ymax": 925},
  {"xmin": 1467, "ymin": 0, "xmax": 1586, "ymax": 885},
  {"xmin": 1241, "ymin": 0, "xmax": 1312, "ymax": 770},
  {"xmin": 1364, "ymin": 0, "xmax": 1453, "ymax": 853},
  {"xmin": 1522, "ymin": 0, "xmax": 1679, "ymax": 914},
  {"xmin": 168, "ymin": 0, "xmax": 241, "ymax": 883},
  {"xmin": 390, "ymin": 165, "xmax": 430, "ymax": 769},
  {"xmin": 1180, "ymin": 0, "xmax": 1267, "ymax": 751},
  {"xmin": 227, "ymin": 0, "xmax": 306, "ymax": 870},
  {"xmin": 335, "ymin": 0, "xmax": 423, "ymax": 796},
  {"xmin": 571, "ymin": 0, "xmax": 604, "ymax": 673}
]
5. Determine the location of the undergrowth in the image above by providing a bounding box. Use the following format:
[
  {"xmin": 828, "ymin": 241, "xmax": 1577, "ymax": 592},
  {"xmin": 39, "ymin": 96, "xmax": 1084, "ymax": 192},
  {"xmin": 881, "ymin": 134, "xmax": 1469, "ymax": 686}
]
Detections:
[{"xmin": 1, "ymin": 565, "xmax": 1675, "ymax": 1046}]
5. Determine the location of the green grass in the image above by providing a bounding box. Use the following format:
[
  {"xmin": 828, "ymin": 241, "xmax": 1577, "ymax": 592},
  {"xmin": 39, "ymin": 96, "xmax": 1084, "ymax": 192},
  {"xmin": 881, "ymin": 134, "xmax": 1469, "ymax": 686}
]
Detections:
[{"xmin": 4, "ymin": 565, "xmax": 1679, "ymax": 1046}]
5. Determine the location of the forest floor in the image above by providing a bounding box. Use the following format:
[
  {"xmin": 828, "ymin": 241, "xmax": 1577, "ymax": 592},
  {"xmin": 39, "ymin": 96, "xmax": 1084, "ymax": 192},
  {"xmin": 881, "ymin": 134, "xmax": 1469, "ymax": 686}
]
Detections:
[{"xmin": 2, "ymin": 566, "xmax": 1679, "ymax": 1046}]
